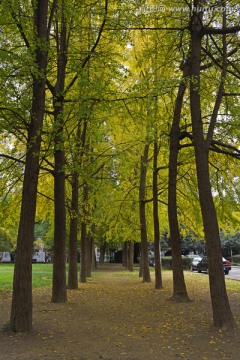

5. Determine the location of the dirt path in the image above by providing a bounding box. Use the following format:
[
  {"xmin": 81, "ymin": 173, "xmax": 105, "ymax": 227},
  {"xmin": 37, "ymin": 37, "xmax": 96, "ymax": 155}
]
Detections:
[{"xmin": 0, "ymin": 267, "xmax": 240, "ymax": 359}]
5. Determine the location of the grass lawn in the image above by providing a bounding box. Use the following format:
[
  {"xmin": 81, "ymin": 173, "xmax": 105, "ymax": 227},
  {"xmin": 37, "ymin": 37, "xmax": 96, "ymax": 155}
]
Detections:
[
  {"xmin": 1, "ymin": 262, "xmax": 240, "ymax": 294},
  {"xmin": 0, "ymin": 262, "xmax": 153, "ymax": 291},
  {"xmin": 0, "ymin": 263, "xmax": 53, "ymax": 290}
]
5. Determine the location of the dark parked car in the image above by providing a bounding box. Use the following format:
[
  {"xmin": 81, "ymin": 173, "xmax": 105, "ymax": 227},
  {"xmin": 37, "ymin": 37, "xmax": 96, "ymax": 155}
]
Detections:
[
  {"xmin": 196, "ymin": 256, "xmax": 231, "ymax": 275},
  {"xmin": 191, "ymin": 256, "xmax": 203, "ymax": 271}
]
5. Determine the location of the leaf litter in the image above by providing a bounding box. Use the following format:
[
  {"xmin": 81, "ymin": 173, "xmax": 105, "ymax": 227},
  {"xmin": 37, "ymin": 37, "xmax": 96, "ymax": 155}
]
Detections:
[{"xmin": 0, "ymin": 266, "xmax": 240, "ymax": 359}]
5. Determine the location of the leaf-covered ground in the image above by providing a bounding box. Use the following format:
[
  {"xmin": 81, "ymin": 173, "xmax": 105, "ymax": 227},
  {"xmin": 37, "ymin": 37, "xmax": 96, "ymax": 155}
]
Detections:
[{"xmin": 1, "ymin": 265, "xmax": 240, "ymax": 359}]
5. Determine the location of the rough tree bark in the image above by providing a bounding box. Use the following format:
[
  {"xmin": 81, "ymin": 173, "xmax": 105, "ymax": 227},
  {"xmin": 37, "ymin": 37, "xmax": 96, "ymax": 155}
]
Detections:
[
  {"xmin": 52, "ymin": 134, "xmax": 67, "ymax": 302},
  {"xmin": 139, "ymin": 143, "xmax": 151, "ymax": 283},
  {"xmin": 86, "ymin": 233, "xmax": 92, "ymax": 277},
  {"xmin": 189, "ymin": 2, "xmax": 235, "ymax": 328},
  {"xmin": 68, "ymin": 171, "xmax": 79, "ymax": 289},
  {"xmin": 52, "ymin": 0, "xmax": 68, "ymax": 303},
  {"xmin": 168, "ymin": 64, "xmax": 190, "ymax": 302},
  {"xmin": 128, "ymin": 241, "xmax": 134, "ymax": 272},
  {"xmin": 10, "ymin": 0, "xmax": 49, "ymax": 332},
  {"xmin": 68, "ymin": 120, "xmax": 87, "ymax": 289},
  {"xmin": 80, "ymin": 183, "xmax": 89, "ymax": 283},
  {"xmin": 153, "ymin": 139, "xmax": 163, "ymax": 289}
]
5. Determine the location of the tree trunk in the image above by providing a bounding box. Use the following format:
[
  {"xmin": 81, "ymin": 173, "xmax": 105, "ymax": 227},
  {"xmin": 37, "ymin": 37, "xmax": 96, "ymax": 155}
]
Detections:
[
  {"xmin": 122, "ymin": 242, "xmax": 128, "ymax": 268},
  {"xmin": 99, "ymin": 242, "xmax": 106, "ymax": 265},
  {"xmin": 80, "ymin": 222, "xmax": 87, "ymax": 282},
  {"xmin": 10, "ymin": 0, "xmax": 49, "ymax": 332},
  {"xmin": 92, "ymin": 246, "xmax": 97, "ymax": 271},
  {"xmin": 189, "ymin": 4, "xmax": 235, "ymax": 328},
  {"xmin": 68, "ymin": 172, "xmax": 79, "ymax": 289},
  {"xmin": 86, "ymin": 232, "xmax": 92, "ymax": 277},
  {"xmin": 139, "ymin": 144, "xmax": 151, "ymax": 283},
  {"xmin": 128, "ymin": 241, "xmax": 134, "ymax": 272},
  {"xmin": 80, "ymin": 183, "xmax": 88, "ymax": 283},
  {"xmin": 138, "ymin": 244, "xmax": 143, "ymax": 278},
  {"xmin": 168, "ymin": 66, "xmax": 190, "ymax": 302},
  {"xmin": 91, "ymin": 224, "xmax": 97, "ymax": 271},
  {"xmin": 68, "ymin": 119, "xmax": 87, "ymax": 288},
  {"xmin": 52, "ymin": 0, "xmax": 68, "ymax": 303},
  {"xmin": 153, "ymin": 140, "xmax": 163, "ymax": 289},
  {"xmin": 52, "ymin": 145, "xmax": 67, "ymax": 302},
  {"xmin": 91, "ymin": 237, "xmax": 97, "ymax": 271}
]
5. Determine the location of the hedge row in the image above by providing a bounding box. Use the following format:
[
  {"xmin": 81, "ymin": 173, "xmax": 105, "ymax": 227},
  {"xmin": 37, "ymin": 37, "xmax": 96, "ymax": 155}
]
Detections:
[
  {"xmin": 229, "ymin": 255, "xmax": 240, "ymax": 265},
  {"xmin": 155, "ymin": 256, "xmax": 240, "ymax": 268},
  {"xmin": 161, "ymin": 256, "xmax": 192, "ymax": 270}
]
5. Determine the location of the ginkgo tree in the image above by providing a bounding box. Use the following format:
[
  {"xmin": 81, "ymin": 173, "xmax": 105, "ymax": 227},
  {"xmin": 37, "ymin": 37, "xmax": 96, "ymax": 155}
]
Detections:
[
  {"xmin": 0, "ymin": 0, "xmax": 50, "ymax": 332},
  {"xmin": 150, "ymin": 0, "xmax": 240, "ymax": 327},
  {"xmin": 1, "ymin": 0, "xmax": 240, "ymax": 334}
]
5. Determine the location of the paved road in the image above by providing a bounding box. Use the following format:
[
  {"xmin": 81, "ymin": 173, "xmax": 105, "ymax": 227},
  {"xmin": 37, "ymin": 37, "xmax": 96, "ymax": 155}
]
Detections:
[
  {"xmin": 225, "ymin": 266, "xmax": 240, "ymax": 280},
  {"xmin": 194, "ymin": 266, "xmax": 240, "ymax": 280}
]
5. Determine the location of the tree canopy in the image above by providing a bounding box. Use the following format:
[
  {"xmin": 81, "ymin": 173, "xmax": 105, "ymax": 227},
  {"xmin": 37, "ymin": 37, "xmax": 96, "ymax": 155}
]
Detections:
[{"xmin": 0, "ymin": 0, "xmax": 240, "ymax": 331}]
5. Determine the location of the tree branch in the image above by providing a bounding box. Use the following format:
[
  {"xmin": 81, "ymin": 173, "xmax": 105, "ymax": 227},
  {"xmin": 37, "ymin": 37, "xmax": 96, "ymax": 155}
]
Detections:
[
  {"xmin": 64, "ymin": 0, "xmax": 109, "ymax": 94},
  {"xmin": 0, "ymin": 153, "xmax": 25, "ymax": 165},
  {"xmin": 105, "ymin": 27, "xmax": 187, "ymax": 31},
  {"xmin": 0, "ymin": 153, "xmax": 55, "ymax": 174},
  {"xmin": 37, "ymin": 191, "xmax": 54, "ymax": 202},
  {"xmin": 205, "ymin": 11, "xmax": 227, "ymax": 149},
  {"xmin": 202, "ymin": 25, "xmax": 240, "ymax": 35},
  {"xmin": 10, "ymin": 8, "xmax": 30, "ymax": 48},
  {"xmin": 223, "ymin": 93, "xmax": 240, "ymax": 96}
]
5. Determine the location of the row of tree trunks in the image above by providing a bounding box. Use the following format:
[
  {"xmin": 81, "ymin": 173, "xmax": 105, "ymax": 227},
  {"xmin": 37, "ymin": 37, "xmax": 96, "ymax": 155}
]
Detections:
[
  {"xmin": 189, "ymin": 3, "xmax": 235, "ymax": 328},
  {"xmin": 67, "ymin": 171, "xmax": 79, "ymax": 289},
  {"xmin": 10, "ymin": 0, "xmax": 49, "ymax": 332},
  {"xmin": 51, "ymin": 0, "xmax": 68, "ymax": 303},
  {"xmin": 67, "ymin": 0, "xmax": 108, "ymax": 285},
  {"xmin": 68, "ymin": 118, "xmax": 88, "ymax": 289},
  {"xmin": 122, "ymin": 241, "xmax": 134, "ymax": 271},
  {"xmin": 168, "ymin": 64, "xmax": 190, "ymax": 302}
]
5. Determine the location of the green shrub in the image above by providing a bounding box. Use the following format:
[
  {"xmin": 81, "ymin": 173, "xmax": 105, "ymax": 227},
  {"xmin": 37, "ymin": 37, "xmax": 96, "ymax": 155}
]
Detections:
[
  {"xmin": 230, "ymin": 255, "xmax": 240, "ymax": 265},
  {"xmin": 138, "ymin": 256, "xmax": 192, "ymax": 270},
  {"xmin": 161, "ymin": 257, "xmax": 172, "ymax": 269},
  {"xmin": 182, "ymin": 257, "xmax": 192, "ymax": 270},
  {"xmin": 161, "ymin": 256, "xmax": 192, "ymax": 270}
]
